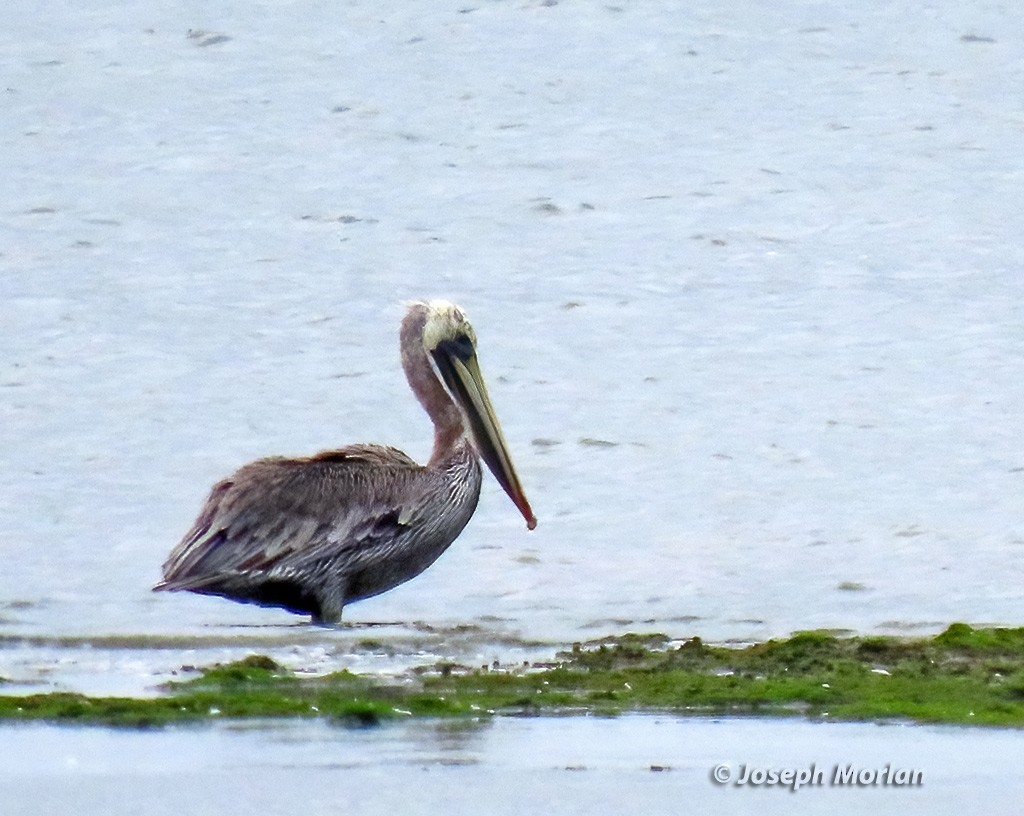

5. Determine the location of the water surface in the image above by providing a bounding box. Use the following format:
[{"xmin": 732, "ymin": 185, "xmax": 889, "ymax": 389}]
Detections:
[
  {"xmin": 1, "ymin": 0, "xmax": 1022, "ymax": 693},
  {"xmin": 5, "ymin": 716, "xmax": 1023, "ymax": 815}
]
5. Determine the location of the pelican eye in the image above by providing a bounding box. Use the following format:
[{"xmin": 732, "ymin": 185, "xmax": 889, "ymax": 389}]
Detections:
[{"xmin": 436, "ymin": 333, "xmax": 476, "ymax": 362}]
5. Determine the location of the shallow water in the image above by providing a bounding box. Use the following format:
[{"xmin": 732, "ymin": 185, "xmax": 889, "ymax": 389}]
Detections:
[
  {"xmin": 5, "ymin": 716, "xmax": 1024, "ymax": 815},
  {"xmin": 2, "ymin": 4, "xmax": 1023, "ymax": 812},
  {"xmin": 2, "ymin": 1, "xmax": 1023, "ymax": 697}
]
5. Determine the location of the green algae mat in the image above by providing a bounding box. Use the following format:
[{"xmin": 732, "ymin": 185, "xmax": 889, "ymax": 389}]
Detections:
[{"xmin": 3, "ymin": 623, "xmax": 1024, "ymax": 728}]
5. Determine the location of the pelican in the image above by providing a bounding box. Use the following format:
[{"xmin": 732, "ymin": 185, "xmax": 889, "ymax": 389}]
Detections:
[{"xmin": 154, "ymin": 300, "xmax": 536, "ymax": 623}]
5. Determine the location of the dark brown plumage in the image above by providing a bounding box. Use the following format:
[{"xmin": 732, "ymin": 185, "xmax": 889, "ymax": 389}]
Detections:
[{"xmin": 154, "ymin": 300, "xmax": 536, "ymax": 623}]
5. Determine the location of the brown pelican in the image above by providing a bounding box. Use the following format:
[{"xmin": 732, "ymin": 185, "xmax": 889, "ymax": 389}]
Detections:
[{"xmin": 154, "ymin": 300, "xmax": 536, "ymax": 623}]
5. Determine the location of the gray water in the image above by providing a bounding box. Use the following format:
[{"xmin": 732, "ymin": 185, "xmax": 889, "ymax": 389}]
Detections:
[
  {"xmin": 1, "ymin": 1, "xmax": 1023, "ymax": 809},
  {"xmin": 4, "ymin": 716, "xmax": 1024, "ymax": 815},
  {"xmin": 3, "ymin": 0, "xmax": 1022, "ymax": 695}
]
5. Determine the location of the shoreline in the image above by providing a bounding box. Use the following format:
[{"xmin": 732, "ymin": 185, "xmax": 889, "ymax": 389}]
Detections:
[{"xmin": 2, "ymin": 623, "xmax": 1023, "ymax": 728}]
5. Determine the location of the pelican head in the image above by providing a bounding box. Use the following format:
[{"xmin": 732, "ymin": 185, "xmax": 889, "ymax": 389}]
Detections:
[{"xmin": 417, "ymin": 300, "xmax": 537, "ymax": 531}]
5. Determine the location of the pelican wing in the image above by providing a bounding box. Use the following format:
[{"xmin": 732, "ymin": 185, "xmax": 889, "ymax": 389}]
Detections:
[{"xmin": 157, "ymin": 445, "xmax": 425, "ymax": 591}]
